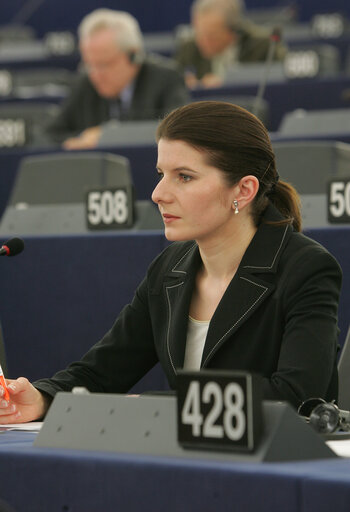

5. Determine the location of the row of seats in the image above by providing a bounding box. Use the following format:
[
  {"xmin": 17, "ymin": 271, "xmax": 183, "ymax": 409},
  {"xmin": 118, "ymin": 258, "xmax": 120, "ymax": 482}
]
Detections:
[
  {"xmin": 0, "ymin": 139, "xmax": 348, "ymax": 237},
  {"xmin": 0, "ymin": 100, "xmax": 349, "ymax": 150},
  {"xmin": 1, "ymin": 41, "xmax": 350, "ymax": 98}
]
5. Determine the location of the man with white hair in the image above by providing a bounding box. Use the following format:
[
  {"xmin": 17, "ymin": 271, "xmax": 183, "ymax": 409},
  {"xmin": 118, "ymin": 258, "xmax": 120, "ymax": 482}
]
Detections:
[
  {"xmin": 175, "ymin": 0, "xmax": 287, "ymax": 88},
  {"xmin": 48, "ymin": 9, "xmax": 190, "ymax": 149}
]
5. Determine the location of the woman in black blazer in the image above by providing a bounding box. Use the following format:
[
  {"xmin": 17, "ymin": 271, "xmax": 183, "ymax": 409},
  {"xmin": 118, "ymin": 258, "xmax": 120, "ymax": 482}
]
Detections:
[{"xmin": 0, "ymin": 101, "xmax": 342, "ymax": 422}]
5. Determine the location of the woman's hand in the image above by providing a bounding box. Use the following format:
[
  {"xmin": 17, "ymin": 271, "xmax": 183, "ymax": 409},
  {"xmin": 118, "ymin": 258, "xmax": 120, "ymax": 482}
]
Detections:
[{"xmin": 0, "ymin": 378, "xmax": 49, "ymax": 423}]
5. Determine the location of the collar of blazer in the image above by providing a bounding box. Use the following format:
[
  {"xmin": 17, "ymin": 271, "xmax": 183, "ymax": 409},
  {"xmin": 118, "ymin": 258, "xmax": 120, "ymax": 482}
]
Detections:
[
  {"xmin": 163, "ymin": 204, "xmax": 294, "ymax": 371},
  {"xmin": 168, "ymin": 203, "xmax": 293, "ymax": 278}
]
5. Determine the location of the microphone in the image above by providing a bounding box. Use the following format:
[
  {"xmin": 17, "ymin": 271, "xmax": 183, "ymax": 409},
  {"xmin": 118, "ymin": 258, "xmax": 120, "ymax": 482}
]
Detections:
[
  {"xmin": 0, "ymin": 237, "xmax": 24, "ymax": 257},
  {"xmin": 298, "ymin": 397, "xmax": 350, "ymax": 434},
  {"xmin": 251, "ymin": 27, "xmax": 282, "ymax": 118}
]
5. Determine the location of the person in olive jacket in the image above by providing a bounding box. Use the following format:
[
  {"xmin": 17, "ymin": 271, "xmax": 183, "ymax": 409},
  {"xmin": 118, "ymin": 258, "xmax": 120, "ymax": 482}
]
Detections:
[{"xmin": 175, "ymin": 0, "xmax": 287, "ymax": 88}]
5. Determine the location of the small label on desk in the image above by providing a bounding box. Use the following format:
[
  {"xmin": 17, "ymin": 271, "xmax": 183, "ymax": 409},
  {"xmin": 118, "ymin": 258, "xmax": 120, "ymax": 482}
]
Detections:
[
  {"xmin": 284, "ymin": 51, "xmax": 320, "ymax": 79},
  {"xmin": 177, "ymin": 370, "xmax": 263, "ymax": 452},
  {"xmin": 44, "ymin": 31, "xmax": 76, "ymax": 55},
  {"xmin": 311, "ymin": 13, "xmax": 345, "ymax": 39},
  {"xmin": 328, "ymin": 178, "xmax": 350, "ymax": 223},
  {"xmin": 85, "ymin": 186, "xmax": 134, "ymax": 230},
  {"xmin": 0, "ymin": 118, "xmax": 27, "ymax": 147}
]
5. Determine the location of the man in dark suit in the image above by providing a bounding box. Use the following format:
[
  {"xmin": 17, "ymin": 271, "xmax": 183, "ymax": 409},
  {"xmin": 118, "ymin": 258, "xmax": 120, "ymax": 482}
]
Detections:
[
  {"xmin": 175, "ymin": 0, "xmax": 287, "ymax": 88},
  {"xmin": 48, "ymin": 9, "xmax": 190, "ymax": 149}
]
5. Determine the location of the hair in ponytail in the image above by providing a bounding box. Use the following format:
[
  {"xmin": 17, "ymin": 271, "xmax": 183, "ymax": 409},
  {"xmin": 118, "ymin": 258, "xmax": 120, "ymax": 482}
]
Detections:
[{"xmin": 157, "ymin": 101, "xmax": 302, "ymax": 231}]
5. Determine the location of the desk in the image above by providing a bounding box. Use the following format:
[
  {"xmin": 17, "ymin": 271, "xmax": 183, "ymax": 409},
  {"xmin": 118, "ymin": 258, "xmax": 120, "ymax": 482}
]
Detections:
[{"xmin": 0, "ymin": 430, "xmax": 350, "ymax": 511}]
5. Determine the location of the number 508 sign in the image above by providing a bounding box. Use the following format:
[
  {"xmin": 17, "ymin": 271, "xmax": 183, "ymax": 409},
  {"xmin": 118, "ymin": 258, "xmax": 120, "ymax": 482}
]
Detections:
[
  {"xmin": 85, "ymin": 186, "xmax": 134, "ymax": 230},
  {"xmin": 177, "ymin": 371, "xmax": 263, "ymax": 452}
]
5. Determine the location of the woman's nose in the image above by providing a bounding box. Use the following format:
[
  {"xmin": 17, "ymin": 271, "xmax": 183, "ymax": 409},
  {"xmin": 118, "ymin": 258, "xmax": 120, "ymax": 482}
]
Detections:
[{"xmin": 151, "ymin": 177, "xmax": 171, "ymax": 204}]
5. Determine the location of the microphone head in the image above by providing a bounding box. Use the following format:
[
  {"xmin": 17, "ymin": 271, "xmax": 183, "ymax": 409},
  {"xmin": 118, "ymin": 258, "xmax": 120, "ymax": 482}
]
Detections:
[
  {"xmin": 1, "ymin": 237, "xmax": 25, "ymax": 257},
  {"xmin": 270, "ymin": 27, "xmax": 282, "ymax": 43}
]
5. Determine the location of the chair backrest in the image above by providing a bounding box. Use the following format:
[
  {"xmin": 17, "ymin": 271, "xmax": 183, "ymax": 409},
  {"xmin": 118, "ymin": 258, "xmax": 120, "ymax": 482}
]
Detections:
[
  {"xmin": 9, "ymin": 152, "xmax": 131, "ymax": 206},
  {"xmin": 0, "ymin": 23, "xmax": 36, "ymax": 43},
  {"xmin": 338, "ymin": 325, "xmax": 350, "ymax": 410},
  {"xmin": 97, "ymin": 120, "xmax": 159, "ymax": 148},
  {"xmin": 273, "ymin": 140, "xmax": 350, "ymax": 194},
  {"xmin": 224, "ymin": 62, "xmax": 286, "ymax": 85},
  {"xmin": 0, "ymin": 151, "xmax": 163, "ymax": 234},
  {"xmin": 13, "ymin": 68, "xmax": 73, "ymax": 87},
  {"xmin": 278, "ymin": 108, "xmax": 350, "ymax": 136},
  {"xmin": 191, "ymin": 95, "xmax": 270, "ymax": 128},
  {"xmin": 272, "ymin": 140, "xmax": 350, "ymax": 228}
]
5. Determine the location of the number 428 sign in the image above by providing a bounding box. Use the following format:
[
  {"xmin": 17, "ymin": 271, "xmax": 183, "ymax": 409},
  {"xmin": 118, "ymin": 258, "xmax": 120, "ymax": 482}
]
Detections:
[{"xmin": 177, "ymin": 371, "xmax": 263, "ymax": 452}]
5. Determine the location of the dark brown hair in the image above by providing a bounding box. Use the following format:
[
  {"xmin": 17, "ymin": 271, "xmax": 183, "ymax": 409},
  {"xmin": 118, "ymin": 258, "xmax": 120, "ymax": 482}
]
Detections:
[{"xmin": 156, "ymin": 101, "xmax": 302, "ymax": 231}]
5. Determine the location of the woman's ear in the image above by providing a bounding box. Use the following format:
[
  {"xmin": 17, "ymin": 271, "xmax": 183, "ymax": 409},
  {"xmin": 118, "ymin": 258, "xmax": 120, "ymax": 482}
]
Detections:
[{"xmin": 232, "ymin": 175, "xmax": 259, "ymax": 212}]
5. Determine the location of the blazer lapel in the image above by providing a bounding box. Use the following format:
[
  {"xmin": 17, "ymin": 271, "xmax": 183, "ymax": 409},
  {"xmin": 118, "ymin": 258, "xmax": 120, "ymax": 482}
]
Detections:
[
  {"xmin": 201, "ymin": 271, "xmax": 273, "ymax": 367},
  {"xmin": 202, "ymin": 211, "xmax": 293, "ymax": 367},
  {"xmin": 164, "ymin": 243, "xmax": 200, "ymax": 374}
]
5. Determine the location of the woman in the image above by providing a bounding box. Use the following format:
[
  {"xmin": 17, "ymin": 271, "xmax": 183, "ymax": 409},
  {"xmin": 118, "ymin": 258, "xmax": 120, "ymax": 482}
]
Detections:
[{"xmin": 0, "ymin": 101, "xmax": 342, "ymax": 422}]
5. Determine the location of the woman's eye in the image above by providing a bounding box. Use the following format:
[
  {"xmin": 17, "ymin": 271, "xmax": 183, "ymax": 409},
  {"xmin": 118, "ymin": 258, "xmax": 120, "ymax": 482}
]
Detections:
[
  {"xmin": 179, "ymin": 174, "xmax": 192, "ymax": 182},
  {"xmin": 157, "ymin": 172, "xmax": 164, "ymax": 180}
]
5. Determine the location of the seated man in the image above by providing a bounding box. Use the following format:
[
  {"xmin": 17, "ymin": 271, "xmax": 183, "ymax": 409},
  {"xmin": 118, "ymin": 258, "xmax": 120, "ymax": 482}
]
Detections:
[
  {"xmin": 175, "ymin": 0, "xmax": 287, "ymax": 88},
  {"xmin": 48, "ymin": 9, "xmax": 190, "ymax": 149}
]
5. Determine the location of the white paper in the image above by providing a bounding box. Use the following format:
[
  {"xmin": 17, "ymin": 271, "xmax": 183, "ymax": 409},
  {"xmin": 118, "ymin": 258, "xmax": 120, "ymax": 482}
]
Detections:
[
  {"xmin": 0, "ymin": 422, "xmax": 43, "ymax": 432},
  {"xmin": 326, "ymin": 439, "xmax": 350, "ymax": 457}
]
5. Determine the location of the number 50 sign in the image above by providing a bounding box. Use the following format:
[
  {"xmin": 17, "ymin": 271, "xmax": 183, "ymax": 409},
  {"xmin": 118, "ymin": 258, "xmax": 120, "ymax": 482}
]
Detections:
[
  {"xmin": 328, "ymin": 178, "xmax": 350, "ymax": 224},
  {"xmin": 177, "ymin": 371, "xmax": 263, "ymax": 452}
]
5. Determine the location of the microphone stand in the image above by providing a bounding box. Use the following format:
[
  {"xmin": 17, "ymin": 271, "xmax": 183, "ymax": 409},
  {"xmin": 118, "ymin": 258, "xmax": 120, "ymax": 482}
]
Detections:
[
  {"xmin": 251, "ymin": 28, "xmax": 281, "ymax": 118},
  {"xmin": 11, "ymin": 0, "xmax": 46, "ymax": 25}
]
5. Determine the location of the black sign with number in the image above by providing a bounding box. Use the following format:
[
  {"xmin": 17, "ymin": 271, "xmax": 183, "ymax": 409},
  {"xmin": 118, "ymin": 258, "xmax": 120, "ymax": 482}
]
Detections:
[
  {"xmin": 85, "ymin": 185, "xmax": 134, "ymax": 230},
  {"xmin": 177, "ymin": 370, "xmax": 263, "ymax": 452},
  {"xmin": 0, "ymin": 118, "xmax": 27, "ymax": 147},
  {"xmin": 284, "ymin": 50, "xmax": 320, "ymax": 79},
  {"xmin": 328, "ymin": 178, "xmax": 350, "ymax": 224},
  {"xmin": 311, "ymin": 13, "xmax": 345, "ymax": 39}
]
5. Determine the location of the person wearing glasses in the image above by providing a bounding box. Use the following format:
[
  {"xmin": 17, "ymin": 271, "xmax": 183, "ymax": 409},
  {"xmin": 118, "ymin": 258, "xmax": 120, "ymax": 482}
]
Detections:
[{"xmin": 48, "ymin": 9, "xmax": 190, "ymax": 149}]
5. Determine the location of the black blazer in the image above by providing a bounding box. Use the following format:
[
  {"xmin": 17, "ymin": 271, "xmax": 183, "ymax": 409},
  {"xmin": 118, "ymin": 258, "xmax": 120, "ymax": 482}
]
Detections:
[
  {"xmin": 35, "ymin": 205, "xmax": 342, "ymax": 408},
  {"xmin": 47, "ymin": 54, "xmax": 190, "ymax": 142}
]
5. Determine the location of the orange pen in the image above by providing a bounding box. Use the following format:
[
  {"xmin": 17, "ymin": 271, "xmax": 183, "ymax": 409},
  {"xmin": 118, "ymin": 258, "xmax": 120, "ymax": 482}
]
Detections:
[{"xmin": 0, "ymin": 364, "xmax": 9, "ymax": 401}]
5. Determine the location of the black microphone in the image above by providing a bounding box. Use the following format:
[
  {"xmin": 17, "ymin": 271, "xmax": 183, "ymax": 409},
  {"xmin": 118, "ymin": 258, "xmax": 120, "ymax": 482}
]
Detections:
[{"xmin": 0, "ymin": 238, "xmax": 24, "ymax": 257}]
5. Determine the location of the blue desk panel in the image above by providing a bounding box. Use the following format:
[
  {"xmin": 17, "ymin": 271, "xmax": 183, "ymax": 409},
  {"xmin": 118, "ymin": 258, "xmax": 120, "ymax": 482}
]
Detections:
[
  {"xmin": 0, "ymin": 431, "xmax": 350, "ymax": 512},
  {"xmin": 0, "ymin": 232, "xmax": 167, "ymax": 385}
]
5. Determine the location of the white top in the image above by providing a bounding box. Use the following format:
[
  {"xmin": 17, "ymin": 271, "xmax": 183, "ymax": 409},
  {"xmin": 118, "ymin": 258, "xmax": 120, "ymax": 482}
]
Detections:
[{"xmin": 183, "ymin": 316, "xmax": 210, "ymax": 370}]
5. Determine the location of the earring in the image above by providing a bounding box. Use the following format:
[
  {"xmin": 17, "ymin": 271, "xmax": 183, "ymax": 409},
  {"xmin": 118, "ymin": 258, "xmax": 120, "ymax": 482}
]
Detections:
[{"xmin": 233, "ymin": 200, "xmax": 239, "ymax": 215}]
